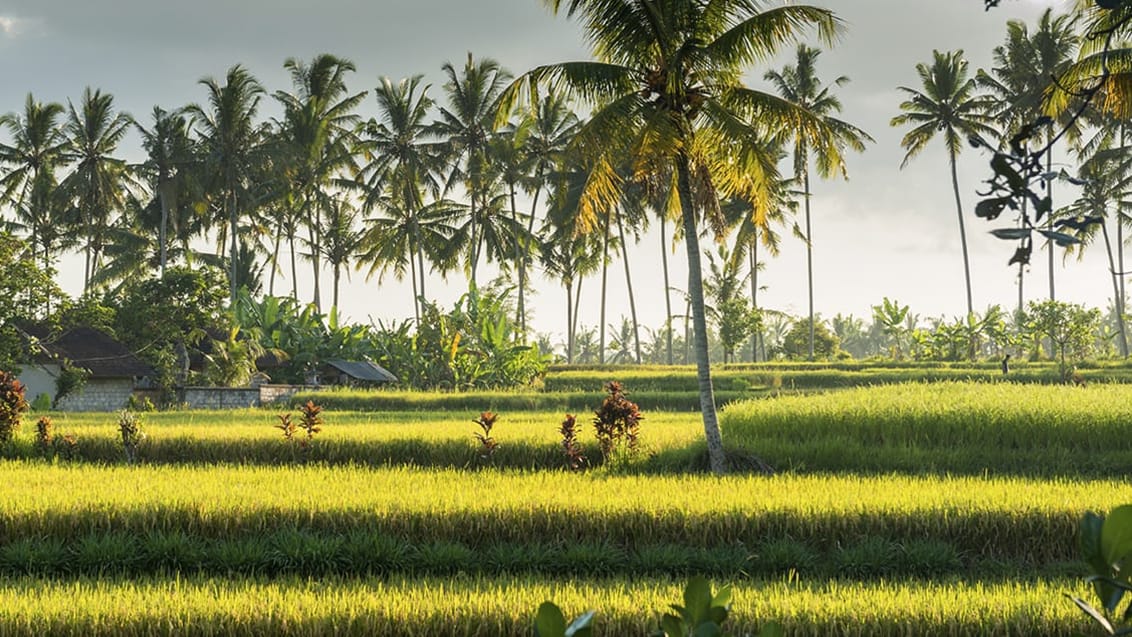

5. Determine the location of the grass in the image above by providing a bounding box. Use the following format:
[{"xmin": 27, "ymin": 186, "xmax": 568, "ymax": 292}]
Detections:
[
  {"xmin": 0, "ymin": 462, "xmax": 1122, "ymax": 565},
  {"xmin": 0, "ymin": 574, "xmax": 1094, "ymax": 636}
]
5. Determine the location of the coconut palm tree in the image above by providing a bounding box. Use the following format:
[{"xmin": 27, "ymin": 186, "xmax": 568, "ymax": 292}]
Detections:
[
  {"xmin": 516, "ymin": 88, "xmax": 581, "ymax": 334},
  {"xmin": 892, "ymin": 50, "xmax": 998, "ymax": 318},
  {"xmin": 357, "ymin": 75, "xmax": 449, "ymax": 321},
  {"xmin": 135, "ymin": 106, "xmax": 198, "ymax": 276},
  {"xmin": 434, "ymin": 53, "xmax": 510, "ymax": 287},
  {"xmin": 0, "ymin": 94, "xmax": 68, "ymax": 272},
  {"xmin": 190, "ymin": 65, "xmax": 267, "ymax": 301},
  {"xmin": 979, "ymin": 9, "xmax": 1080, "ymax": 303},
  {"xmin": 60, "ymin": 87, "xmax": 136, "ymax": 292},
  {"xmin": 765, "ymin": 44, "xmax": 873, "ymax": 360},
  {"xmin": 273, "ymin": 54, "xmax": 366, "ymax": 311},
  {"xmin": 504, "ymin": 0, "xmax": 841, "ymax": 474}
]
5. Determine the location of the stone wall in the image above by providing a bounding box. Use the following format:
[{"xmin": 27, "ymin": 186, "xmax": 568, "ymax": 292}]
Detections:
[
  {"xmin": 56, "ymin": 379, "xmax": 135, "ymax": 412},
  {"xmin": 258, "ymin": 384, "xmax": 313, "ymax": 405},
  {"xmin": 180, "ymin": 387, "xmax": 261, "ymax": 410}
]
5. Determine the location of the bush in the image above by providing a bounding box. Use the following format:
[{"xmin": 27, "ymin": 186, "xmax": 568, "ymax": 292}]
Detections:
[{"xmin": 0, "ymin": 370, "xmax": 29, "ymax": 443}]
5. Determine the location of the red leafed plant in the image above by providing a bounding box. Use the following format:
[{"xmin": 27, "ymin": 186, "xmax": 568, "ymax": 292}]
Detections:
[
  {"xmin": 559, "ymin": 414, "xmax": 587, "ymax": 471},
  {"xmin": 592, "ymin": 381, "xmax": 642, "ymax": 461},
  {"xmin": 473, "ymin": 411, "xmax": 499, "ymax": 462},
  {"xmin": 0, "ymin": 370, "xmax": 28, "ymax": 444}
]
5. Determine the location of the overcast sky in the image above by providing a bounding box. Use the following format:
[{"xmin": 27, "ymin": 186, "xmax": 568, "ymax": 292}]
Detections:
[{"xmin": 0, "ymin": 0, "xmax": 1107, "ymax": 348}]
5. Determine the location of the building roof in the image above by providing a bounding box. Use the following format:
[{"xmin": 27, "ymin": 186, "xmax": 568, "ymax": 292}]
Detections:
[
  {"xmin": 322, "ymin": 359, "xmax": 398, "ymax": 383},
  {"xmin": 31, "ymin": 326, "xmax": 155, "ymax": 379}
]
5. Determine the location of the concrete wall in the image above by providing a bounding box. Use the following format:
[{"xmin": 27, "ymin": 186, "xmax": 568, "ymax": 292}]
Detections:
[
  {"xmin": 180, "ymin": 387, "xmax": 260, "ymax": 410},
  {"xmin": 16, "ymin": 364, "xmax": 60, "ymax": 407},
  {"xmin": 56, "ymin": 379, "xmax": 135, "ymax": 412}
]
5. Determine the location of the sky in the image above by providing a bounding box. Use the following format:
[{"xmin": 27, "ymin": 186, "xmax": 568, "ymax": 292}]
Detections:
[{"xmin": 0, "ymin": 0, "xmax": 1112, "ymax": 350}]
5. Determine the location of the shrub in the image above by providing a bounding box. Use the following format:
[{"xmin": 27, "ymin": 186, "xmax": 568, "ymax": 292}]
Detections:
[
  {"xmin": 297, "ymin": 400, "xmax": 323, "ymax": 456},
  {"xmin": 34, "ymin": 417, "xmax": 52, "ymax": 458},
  {"xmin": 559, "ymin": 414, "xmax": 586, "ymax": 471},
  {"xmin": 592, "ymin": 382, "xmax": 642, "ymax": 461},
  {"xmin": 0, "ymin": 370, "xmax": 28, "ymax": 443},
  {"xmin": 118, "ymin": 410, "xmax": 144, "ymax": 465},
  {"xmin": 473, "ymin": 411, "xmax": 499, "ymax": 463}
]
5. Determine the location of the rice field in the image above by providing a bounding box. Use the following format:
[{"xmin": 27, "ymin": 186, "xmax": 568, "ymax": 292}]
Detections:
[{"xmin": 3, "ymin": 377, "xmax": 1128, "ymax": 634}]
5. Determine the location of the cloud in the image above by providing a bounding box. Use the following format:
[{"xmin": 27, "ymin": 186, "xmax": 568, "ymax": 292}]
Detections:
[{"xmin": 0, "ymin": 15, "xmax": 31, "ymax": 38}]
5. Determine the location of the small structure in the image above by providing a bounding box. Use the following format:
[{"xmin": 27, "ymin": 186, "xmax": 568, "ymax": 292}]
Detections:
[
  {"xmin": 17, "ymin": 326, "xmax": 155, "ymax": 411},
  {"xmin": 317, "ymin": 359, "xmax": 398, "ymax": 387}
]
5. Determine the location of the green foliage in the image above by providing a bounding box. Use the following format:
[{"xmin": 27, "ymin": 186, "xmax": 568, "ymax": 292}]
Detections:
[
  {"xmin": 1069, "ymin": 505, "xmax": 1132, "ymax": 634},
  {"xmin": 534, "ymin": 602, "xmax": 594, "ymax": 637},
  {"xmin": 0, "ymin": 233, "xmax": 62, "ymax": 369},
  {"xmin": 53, "ymin": 363, "xmax": 89, "ymax": 409},
  {"xmin": 1022, "ymin": 300, "xmax": 1101, "ymax": 380},
  {"xmin": 781, "ymin": 319, "xmax": 839, "ymax": 360},
  {"xmin": 33, "ymin": 416, "xmax": 51, "ymax": 458},
  {"xmin": 0, "ymin": 370, "xmax": 29, "ymax": 443},
  {"xmin": 559, "ymin": 414, "xmax": 586, "ymax": 471}
]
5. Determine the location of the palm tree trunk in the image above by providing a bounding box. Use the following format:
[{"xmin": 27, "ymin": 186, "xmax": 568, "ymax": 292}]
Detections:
[
  {"xmin": 1017, "ymin": 197, "xmax": 1027, "ymax": 319},
  {"xmin": 565, "ymin": 279, "xmax": 574, "ymax": 364},
  {"xmin": 306, "ymin": 194, "xmax": 322, "ymax": 312},
  {"xmin": 523, "ymin": 170, "xmax": 545, "ymax": 335},
  {"xmin": 750, "ymin": 236, "xmax": 760, "ymax": 363},
  {"xmin": 469, "ymin": 185, "xmax": 479, "ymax": 288},
  {"xmin": 159, "ymin": 178, "xmax": 171, "ymax": 277},
  {"xmin": 269, "ymin": 217, "xmax": 283, "ymax": 296},
  {"xmin": 804, "ymin": 167, "xmax": 815, "ymax": 361},
  {"xmin": 660, "ymin": 214, "xmax": 673, "ymax": 366},
  {"xmin": 572, "ymin": 276, "xmax": 584, "ymax": 362},
  {"xmin": 229, "ymin": 188, "xmax": 239, "ymax": 301},
  {"xmin": 599, "ymin": 213, "xmax": 610, "ymax": 365},
  {"xmin": 289, "ymin": 225, "xmax": 299, "ymax": 301},
  {"xmin": 1046, "ymin": 151, "xmax": 1055, "ymax": 301},
  {"xmin": 332, "ymin": 264, "xmax": 341, "ymax": 311},
  {"xmin": 416, "ymin": 233, "xmax": 428, "ymax": 318},
  {"xmin": 616, "ymin": 213, "xmax": 642, "ymax": 364},
  {"xmin": 677, "ymin": 155, "xmax": 726, "ymax": 475},
  {"xmin": 509, "ymin": 181, "xmax": 525, "ymax": 338},
  {"xmin": 1102, "ymin": 219, "xmax": 1130, "ymax": 357},
  {"xmin": 948, "ymin": 148, "xmax": 975, "ymax": 317}
]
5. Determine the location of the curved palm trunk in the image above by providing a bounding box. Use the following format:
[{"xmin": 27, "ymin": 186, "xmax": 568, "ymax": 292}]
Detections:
[
  {"xmin": 676, "ymin": 156, "xmax": 726, "ymax": 475},
  {"xmin": 523, "ymin": 169, "xmax": 546, "ymax": 336},
  {"xmin": 948, "ymin": 148, "xmax": 974, "ymax": 317},
  {"xmin": 616, "ymin": 213, "xmax": 642, "ymax": 364},
  {"xmin": 416, "ymin": 233, "xmax": 428, "ymax": 318},
  {"xmin": 660, "ymin": 214, "xmax": 673, "ymax": 366},
  {"xmin": 408, "ymin": 238, "xmax": 420, "ymax": 324},
  {"xmin": 599, "ymin": 214, "xmax": 610, "ymax": 365},
  {"xmin": 803, "ymin": 168, "xmax": 815, "ymax": 360},
  {"xmin": 1102, "ymin": 219, "xmax": 1130, "ymax": 358}
]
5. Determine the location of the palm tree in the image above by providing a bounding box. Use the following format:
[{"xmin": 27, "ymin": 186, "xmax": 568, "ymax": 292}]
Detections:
[
  {"xmin": 892, "ymin": 50, "xmax": 997, "ymax": 318},
  {"xmin": 516, "ymin": 88, "xmax": 580, "ymax": 334},
  {"xmin": 273, "ymin": 54, "xmax": 366, "ymax": 311},
  {"xmin": 979, "ymin": 9, "xmax": 1080, "ymax": 304},
  {"xmin": 0, "ymin": 94, "xmax": 68, "ymax": 272},
  {"xmin": 60, "ymin": 87, "xmax": 135, "ymax": 292},
  {"xmin": 434, "ymin": 53, "xmax": 510, "ymax": 287},
  {"xmin": 135, "ymin": 106, "xmax": 198, "ymax": 276},
  {"xmin": 765, "ymin": 44, "xmax": 872, "ymax": 360},
  {"xmin": 318, "ymin": 196, "xmax": 365, "ymax": 311},
  {"xmin": 506, "ymin": 0, "xmax": 840, "ymax": 474},
  {"xmin": 357, "ymin": 75, "xmax": 449, "ymax": 321},
  {"xmin": 190, "ymin": 65, "xmax": 267, "ymax": 301}
]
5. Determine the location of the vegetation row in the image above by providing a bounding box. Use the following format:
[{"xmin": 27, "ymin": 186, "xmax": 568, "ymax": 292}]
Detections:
[{"xmin": 0, "ymin": 574, "xmax": 1091, "ymax": 636}]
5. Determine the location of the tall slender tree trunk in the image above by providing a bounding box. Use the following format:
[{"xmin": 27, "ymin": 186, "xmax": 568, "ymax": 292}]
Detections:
[
  {"xmin": 159, "ymin": 178, "xmax": 171, "ymax": 277},
  {"xmin": 508, "ymin": 181, "xmax": 526, "ymax": 338},
  {"xmin": 660, "ymin": 214, "xmax": 673, "ymax": 366},
  {"xmin": 416, "ymin": 234, "xmax": 428, "ymax": 318},
  {"xmin": 750, "ymin": 236, "xmax": 760, "ymax": 363},
  {"xmin": 306, "ymin": 194, "xmax": 322, "ymax": 312},
  {"xmin": 1102, "ymin": 218, "xmax": 1129, "ymax": 357},
  {"xmin": 565, "ymin": 280, "xmax": 574, "ymax": 363},
  {"xmin": 409, "ymin": 240, "xmax": 420, "ymax": 325},
  {"xmin": 469, "ymin": 183, "xmax": 480, "ymax": 288},
  {"xmin": 228, "ymin": 188, "xmax": 239, "ymax": 301},
  {"xmin": 332, "ymin": 265, "xmax": 341, "ymax": 312},
  {"xmin": 269, "ymin": 216, "xmax": 284, "ymax": 296},
  {"xmin": 572, "ymin": 276, "xmax": 584, "ymax": 362},
  {"xmin": 1017, "ymin": 197, "xmax": 1027, "ymax": 319},
  {"xmin": 521, "ymin": 170, "xmax": 545, "ymax": 336},
  {"xmin": 616, "ymin": 213, "xmax": 642, "ymax": 364},
  {"xmin": 948, "ymin": 149, "xmax": 975, "ymax": 317},
  {"xmin": 803, "ymin": 167, "xmax": 815, "ymax": 360},
  {"xmin": 289, "ymin": 227, "xmax": 299, "ymax": 301},
  {"xmin": 599, "ymin": 213, "xmax": 610, "ymax": 365},
  {"xmin": 1046, "ymin": 151, "xmax": 1055, "ymax": 301},
  {"xmin": 677, "ymin": 155, "xmax": 726, "ymax": 475}
]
